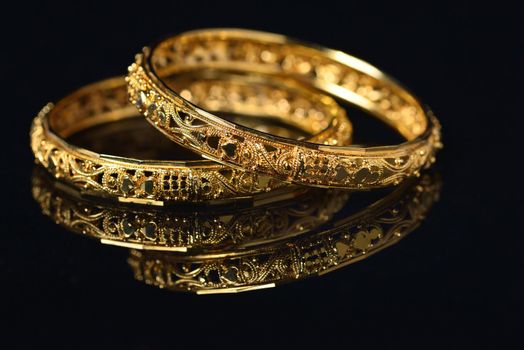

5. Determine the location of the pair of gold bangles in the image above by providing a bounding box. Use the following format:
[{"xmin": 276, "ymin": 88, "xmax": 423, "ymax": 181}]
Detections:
[{"xmin": 31, "ymin": 28, "xmax": 442, "ymax": 205}]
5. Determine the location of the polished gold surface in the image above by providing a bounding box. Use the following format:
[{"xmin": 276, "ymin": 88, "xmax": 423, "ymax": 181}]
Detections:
[
  {"xmin": 32, "ymin": 166, "xmax": 348, "ymax": 253},
  {"xmin": 128, "ymin": 172, "xmax": 440, "ymax": 293},
  {"xmin": 31, "ymin": 74, "xmax": 351, "ymax": 204},
  {"xmin": 127, "ymin": 28, "xmax": 442, "ymax": 189}
]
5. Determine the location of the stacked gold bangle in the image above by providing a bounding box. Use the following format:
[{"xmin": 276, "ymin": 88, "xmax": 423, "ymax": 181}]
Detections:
[
  {"xmin": 30, "ymin": 28, "xmax": 442, "ymax": 293},
  {"xmin": 127, "ymin": 29, "xmax": 442, "ymax": 189}
]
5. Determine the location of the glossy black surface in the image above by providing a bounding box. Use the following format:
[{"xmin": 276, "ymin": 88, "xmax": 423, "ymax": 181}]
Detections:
[{"xmin": 2, "ymin": 2, "xmax": 520, "ymax": 347}]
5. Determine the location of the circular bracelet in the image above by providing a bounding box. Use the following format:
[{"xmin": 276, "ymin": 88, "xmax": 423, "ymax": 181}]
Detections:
[
  {"xmin": 127, "ymin": 28, "xmax": 442, "ymax": 189},
  {"xmin": 32, "ymin": 166, "xmax": 349, "ymax": 253},
  {"xmin": 31, "ymin": 74, "xmax": 351, "ymax": 204},
  {"xmin": 128, "ymin": 173, "xmax": 441, "ymax": 294}
]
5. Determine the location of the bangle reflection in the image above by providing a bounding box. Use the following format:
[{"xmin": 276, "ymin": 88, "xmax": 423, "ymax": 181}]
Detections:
[{"xmin": 33, "ymin": 166, "xmax": 440, "ymax": 294}]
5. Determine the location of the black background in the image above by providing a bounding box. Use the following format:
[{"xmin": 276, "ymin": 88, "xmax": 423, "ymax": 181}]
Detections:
[{"xmin": 1, "ymin": 1, "xmax": 522, "ymax": 348}]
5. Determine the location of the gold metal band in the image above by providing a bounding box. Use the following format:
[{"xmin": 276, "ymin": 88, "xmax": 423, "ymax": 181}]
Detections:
[
  {"xmin": 128, "ymin": 172, "xmax": 441, "ymax": 294},
  {"xmin": 32, "ymin": 166, "xmax": 349, "ymax": 254},
  {"xmin": 31, "ymin": 74, "xmax": 351, "ymax": 204},
  {"xmin": 127, "ymin": 28, "xmax": 442, "ymax": 189}
]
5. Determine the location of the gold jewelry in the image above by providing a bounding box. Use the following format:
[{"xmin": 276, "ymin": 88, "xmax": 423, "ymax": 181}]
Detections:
[
  {"xmin": 127, "ymin": 28, "xmax": 442, "ymax": 189},
  {"xmin": 31, "ymin": 74, "xmax": 351, "ymax": 205},
  {"xmin": 32, "ymin": 166, "xmax": 349, "ymax": 253},
  {"xmin": 128, "ymin": 173, "xmax": 441, "ymax": 294}
]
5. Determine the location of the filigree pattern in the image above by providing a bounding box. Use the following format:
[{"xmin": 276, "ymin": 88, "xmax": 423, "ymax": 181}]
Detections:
[
  {"xmin": 127, "ymin": 29, "xmax": 442, "ymax": 189},
  {"xmin": 32, "ymin": 167, "xmax": 349, "ymax": 252},
  {"xmin": 128, "ymin": 173, "xmax": 441, "ymax": 293},
  {"xmin": 31, "ymin": 76, "xmax": 348, "ymax": 203}
]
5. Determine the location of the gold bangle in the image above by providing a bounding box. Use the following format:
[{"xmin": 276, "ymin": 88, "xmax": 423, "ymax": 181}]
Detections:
[
  {"xmin": 128, "ymin": 172, "xmax": 441, "ymax": 294},
  {"xmin": 31, "ymin": 74, "xmax": 351, "ymax": 204},
  {"xmin": 31, "ymin": 166, "xmax": 349, "ymax": 253},
  {"xmin": 127, "ymin": 28, "xmax": 442, "ymax": 189}
]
